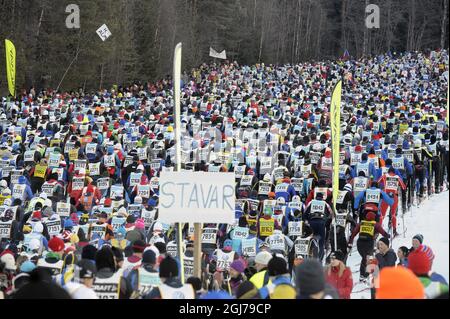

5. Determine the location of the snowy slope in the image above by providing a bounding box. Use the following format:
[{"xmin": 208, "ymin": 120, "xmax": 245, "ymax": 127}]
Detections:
[{"xmin": 348, "ymin": 191, "xmax": 449, "ymax": 299}]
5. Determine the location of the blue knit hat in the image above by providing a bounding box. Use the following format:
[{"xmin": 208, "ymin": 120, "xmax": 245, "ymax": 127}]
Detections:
[{"xmin": 20, "ymin": 261, "xmax": 37, "ymax": 273}]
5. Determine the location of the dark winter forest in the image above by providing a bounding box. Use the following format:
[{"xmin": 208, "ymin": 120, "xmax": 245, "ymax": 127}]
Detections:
[{"xmin": 0, "ymin": 0, "xmax": 448, "ymax": 94}]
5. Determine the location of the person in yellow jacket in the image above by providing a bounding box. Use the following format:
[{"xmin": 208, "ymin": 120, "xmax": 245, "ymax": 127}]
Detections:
[{"xmin": 249, "ymin": 251, "xmax": 273, "ymax": 289}]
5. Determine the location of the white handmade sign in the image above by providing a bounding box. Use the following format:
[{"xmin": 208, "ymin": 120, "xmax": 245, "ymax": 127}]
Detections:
[{"xmin": 158, "ymin": 172, "xmax": 235, "ymax": 223}]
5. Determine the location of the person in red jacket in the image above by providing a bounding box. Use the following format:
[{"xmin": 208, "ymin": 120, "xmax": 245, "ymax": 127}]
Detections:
[
  {"xmin": 325, "ymin": 250, "xmax": 353, "ymax": 299},
  {"xmin": 378, "ymin": 167, "xmax": 407, "ymax": 236}
]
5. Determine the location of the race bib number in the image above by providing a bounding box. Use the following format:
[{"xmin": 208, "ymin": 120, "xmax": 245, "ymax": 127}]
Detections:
[
  {"xmin": 24, "ymin": 150, "xmax": 35, "ymax": 162},
  {"xmin": 150, "ymin": 177, "xmax": 159, "ymax": 190},
  {"xmin": 97, "ymin": 178, "xmax": 110, "ymax": 190},
  {"xmin": 260, "ymin": 157, "xmax": 272, "ymax": 172},
  {"xmin": 241, "ymin": 238, "xmax": 256, "ymax": 257},
  {"xmin": 57, "ymin": 202, "xmax": 71, "ymax": 217},
  {"xmin": 321, "ymin": 157, "xmax": 332, "ymax": 170},
  {"xmin": 110, "ymin": 185, "xmax": 124, "ymax": 199},
  {"xmin": 258, "ymin": 182, "xmax": 271, "ymax": 195},
  {"xmin": 123, "ymin": 156, "xmax": 134, "ymax": 168},
  {"xmin": 291, "ymin": 178, "xmax": 303, "ymax": 193},
  {"xmin": 48, "ymin": 153, "xmax": 60, "ymax": 168},
  {"xmin": 300, "ymin": 165, "xmax": 311, "ymax": 178},
  {"xmin": 34, "ymin": 164, "xmax": 47, "ymax": 179},
  {"xmin": 86, "ymin": 143, "xmax": 98, "ymax": 155},
  {"xmin": 353, "ymin": 178, "xmax": 368, "ymax": 192},
  {"xmin": 41, "ymin": 183, "xmax": 54, "ymax": 197},
  {"xmin": 130, "ymin": 173, "xmax": 142, "ymax": 187},
  {"xmin": 233, "ymin": 227, "xmax": 249, "ymax": 240},
  {"xmin": 0, "ymin": 223, "xmax": 11, "ymax": 239},
  {"xmin": 275, "ymin": 184, "xmax": 288, "ymax": 193},
  {"xmin": 336, "ymin": 191, "xmax": 346, "ymax": 204},
  {"xmin": 335, "ymin": 213, "xmax": 347, "ymax": 227},
  {"xmin": 392, "ymin": 157, "xmax": 404, "ymax": 170},
  {"xmin": 311, "ymin": 200, "xmax": 325, "ymax": 215},
  {"xmin": 11, "ymin": 170, "xmax": 23, "ymax": 185},
  {"xmin": 12, "ymin": 184, "xmax": 25, "ymax": 199},
  {"xmin": 72, "ymin": 177, "xmax": 85, "ymax": 191},
  {"xmin": 46, "ymin": 220, "xmax": 62, "ymax": 237},
  {"xmin": 74, "ymin": 160, "xmax": 87, "ymax": 171},
  {"xmin": 268, "ymin": 234, "xmax": 285, "ymax": 251},
  {"xmin": 69, "ymin": 148, "xmax": 79, "ymax": 161},
  {"xmin": 295, "ymin": 239, "xmax": 309, "ymax": 256},
  {"xmin": 201, "ymin": 228, "xmax": 217, "ymax": 244},
  {"xmin": 240, "ymin": 175, "xmax": 253, "ymax": 187},
  {"xmin": 150, "ymin": 160, "xmax": 161, "ymax": 171},
  {"xmin": 88, "ymin": 162, "xmax": 101, "ymax": 176},
  {"xmin": 104, "ymin": 155, "xmax": 115, "ymax": 167},
  {"xmin": 64, "ymin": 142, "xmax": 75, "ymax": 154},
  {"xmin": 137, "ymin": 185, "xmax": 150, "ymax": 198},
  {"xmin": 288, "ymin": 221, "xmax": 302, "ymax": 237},
  {"xmin": 350, "ymin": 153, "xmax": 362, "ymax": 166},
  {"xmin": 138, "ymin": 148, "xmax": 147, "ymax": 161},
  {"xmin": 259, "ymin": 219, "xmax": 274, "ymax": 237},
  {"xmin": 111, "ymin": 217, "xmax": 126, "ymax": 232},
  {"xmin": 386, "ymin": 177, "xmax": 398, "ymax": 191},
  {"xmin": 365, "ymin": 189, "xmax": 381, "ymax": 203},
  {"xmin": 403, "ymin": 150, "xmax": 414, "ymax": 163},
  {"xmin": 273, "ymin": 168, "xmax": 285, "ymax": 181}
]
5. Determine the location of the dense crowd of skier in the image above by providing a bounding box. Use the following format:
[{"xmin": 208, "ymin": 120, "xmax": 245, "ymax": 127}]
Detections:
[{"xmin": 0, "ymin": 49, "xmax": 449, "ymax": 299}]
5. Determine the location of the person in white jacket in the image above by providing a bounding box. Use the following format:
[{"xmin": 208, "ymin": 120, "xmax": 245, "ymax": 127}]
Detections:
[{"xmin": 64, "ymin": 261, "xmax": 98, "ymax": 299}]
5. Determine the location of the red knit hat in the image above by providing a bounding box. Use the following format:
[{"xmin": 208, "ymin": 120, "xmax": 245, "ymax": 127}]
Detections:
[
  {"xmin": 408, "ymin": 249, "xmax": 432, "ymax": 276},
  {"xmin": 32, "ymin": 211, "xmax": 42, "ymax": 220},
  {"xmin": 48, "ymin": 236, "xmax": 65, "ymax": 252},
  {"xmin": 355, "ymin": 145, "xmax": 363, "ymax": 152},
  {"xmin": 365, "ymin": 211, "xmax": 376, "ymax": 221},
  {"xmin": 104, "ymin": 198, "xmax": 112, "ymax": 207}
]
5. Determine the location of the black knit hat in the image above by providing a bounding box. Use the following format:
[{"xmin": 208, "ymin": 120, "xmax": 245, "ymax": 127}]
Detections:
[
  {"xmin": 142, "ymin": 250, "xmax": 156, "ymax": 265},
  {"xmin": 159, "ymin": 256, "xmax": 178, "ymax": 278},
  {"xmin": 154, "ymin": 242, "xmax": 166, "ymax": 254},
  {"xmin": 379, "ymin": 237, "xmax": 390, "ymax": 247},
  {"xmin": 413, "ymin": 234, "xmax": 424, "ymax": 244},
  {"xmin": 330, "ymin": 250, "xmax": 345, "ymax": 262},
  {"xmin": 267, "ymin": 254, "xmax": 288, "ymax": 276},
  {"xmin": 295, "ymin": 259, "xmax": 325, "ymax": 297},
  {"xmin": 95, "ymin": 246, "xmax": 115, "ymax": 271},
  {"xmin": 81, "ymin": 245, "xmax": 97, "ymax": 261}
]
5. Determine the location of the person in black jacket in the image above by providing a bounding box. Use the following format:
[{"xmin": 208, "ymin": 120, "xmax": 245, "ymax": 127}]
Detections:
[
  {"xmin": 375, "ymin": 237, "xmax": 397, "ymax": 269},
  {"xmin": 94, "ymin": 246, "xmax": 132, "ymax": 299}
]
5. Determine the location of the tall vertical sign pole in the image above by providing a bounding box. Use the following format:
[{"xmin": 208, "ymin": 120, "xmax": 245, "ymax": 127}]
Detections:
[{"xmin": 173, "ymin": 43, "xmax": 185, "ymax": 282}]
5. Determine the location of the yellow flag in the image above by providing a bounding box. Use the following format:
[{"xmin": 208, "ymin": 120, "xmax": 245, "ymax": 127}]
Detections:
[
  {"xmin": 447, "ymin": 74, "xmax": 449, "ymax": 125},
  {"xmin": 330, "ymin": 80, "xmax": 342, "ymax": 211},
  {"xmin": 4, "ymin": 39, "xmax": 16, "ymax": 97}
]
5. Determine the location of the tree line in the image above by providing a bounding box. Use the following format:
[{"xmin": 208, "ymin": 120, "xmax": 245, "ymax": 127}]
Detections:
[{"xmin": 0, "ymin": 0, "xmax": 448, "ymax": 95}]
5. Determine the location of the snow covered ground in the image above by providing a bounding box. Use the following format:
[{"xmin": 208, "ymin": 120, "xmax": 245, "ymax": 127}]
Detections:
[{"xmin": 349, "ymin": 191, "xmax": 449, "ymax": 299}]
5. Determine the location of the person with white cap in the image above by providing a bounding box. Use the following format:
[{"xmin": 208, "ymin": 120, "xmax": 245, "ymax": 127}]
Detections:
[
  {"xmin": 249, "ymin": 251, "xmax": 273, "ymax": 289},
  {"xmin": 0, "ymin": 252, "xmax": 16, "ymax": 293},
  {"xmin": 64, "ymin": 261, "xmax": 98, "ymax": 299}
]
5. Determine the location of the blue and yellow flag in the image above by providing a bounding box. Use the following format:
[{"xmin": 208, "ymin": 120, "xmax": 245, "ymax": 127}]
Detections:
[
  {"xmin": 330, "ymin": 80, "xmax": 342, "ymax": 211},
  {"xmin": 5, "ymin": 39, "xmax": 16, "ymax": 97}
]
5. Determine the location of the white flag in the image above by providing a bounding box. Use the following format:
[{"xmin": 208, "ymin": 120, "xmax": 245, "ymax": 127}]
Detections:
[
  {"xmin": 96, "ymin": 24, "xmax": 112, "ymax": 41},
  {"xmin": 209, "ymin": 47, "xmax": 227, "ymax": 60}
]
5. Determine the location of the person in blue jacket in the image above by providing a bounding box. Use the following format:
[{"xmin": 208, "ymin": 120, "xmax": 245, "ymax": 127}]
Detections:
[
  {"xmin": 351, "ymin": 153, "xmax": 376, "ymax": 180},
  {"xmin": 354, "ymin": 181, "xmax": 394, "ymax": 221}
]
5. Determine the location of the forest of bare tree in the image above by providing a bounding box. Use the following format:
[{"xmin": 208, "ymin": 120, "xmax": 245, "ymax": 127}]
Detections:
[{"xmin": 0, "ymin": 0, "xmax": 448, "ymax": 94}]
